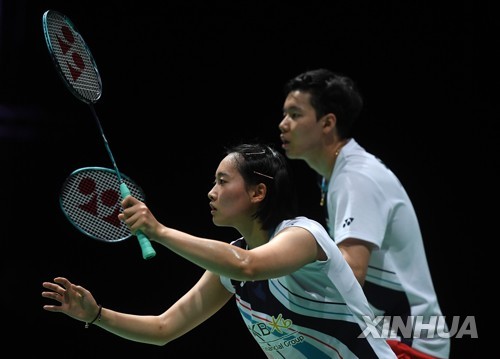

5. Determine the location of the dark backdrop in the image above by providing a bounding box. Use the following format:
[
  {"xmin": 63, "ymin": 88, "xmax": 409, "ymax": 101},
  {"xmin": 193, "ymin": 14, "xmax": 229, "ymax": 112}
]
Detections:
[{"xmin": 1, "ymin": 1, "xmax": 486, "ymax": 357}]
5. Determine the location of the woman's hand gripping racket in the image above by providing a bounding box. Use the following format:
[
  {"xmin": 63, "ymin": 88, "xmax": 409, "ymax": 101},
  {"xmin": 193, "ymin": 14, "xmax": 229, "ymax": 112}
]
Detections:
[{"xmin": 42, "ymin": 10, "xmax": 156, "ymax": 259}]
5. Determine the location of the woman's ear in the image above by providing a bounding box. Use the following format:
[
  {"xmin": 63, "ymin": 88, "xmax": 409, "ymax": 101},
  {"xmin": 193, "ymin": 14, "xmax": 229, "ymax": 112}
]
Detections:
[{"xmin": 250, "ymin": 183, "xmax": 267, "ymax": 204}]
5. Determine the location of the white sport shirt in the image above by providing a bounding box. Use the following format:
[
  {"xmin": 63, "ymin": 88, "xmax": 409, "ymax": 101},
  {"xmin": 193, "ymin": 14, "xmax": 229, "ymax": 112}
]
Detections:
[
  {"xmin": 220, "ymin": 216, "xmax": 397, "ymax": 359},
  {"xmin": 325, "ymin": 139, "xmax": 450, "ymax": 358}
]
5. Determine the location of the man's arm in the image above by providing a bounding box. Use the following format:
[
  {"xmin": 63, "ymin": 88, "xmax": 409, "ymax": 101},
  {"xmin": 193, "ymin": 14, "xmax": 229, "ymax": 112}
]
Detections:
[{"xmin": 337, "ymin": 238, "xmax": 373, "ymax": 285}]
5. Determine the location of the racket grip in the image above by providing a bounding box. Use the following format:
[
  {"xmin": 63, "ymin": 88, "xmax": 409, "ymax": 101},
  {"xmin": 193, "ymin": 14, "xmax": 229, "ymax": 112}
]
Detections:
[
  {"xmin": 120, "ymin": 183, "xmax": 156, "ymax": 260},
  {"xmin": 136, "ymin": 231, "xmax": 156, "ymax": 260}
]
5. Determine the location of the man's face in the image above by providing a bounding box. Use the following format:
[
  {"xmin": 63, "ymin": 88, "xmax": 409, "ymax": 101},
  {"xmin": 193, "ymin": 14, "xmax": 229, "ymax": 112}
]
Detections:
[{"xmin": 279, "ymin": 90, "xmax": 323, "ymax": 161}]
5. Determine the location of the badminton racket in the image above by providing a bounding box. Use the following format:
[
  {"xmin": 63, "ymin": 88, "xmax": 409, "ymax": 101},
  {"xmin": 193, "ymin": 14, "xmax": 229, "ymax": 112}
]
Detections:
[
  {"xmin": 60, "ymin": 167, "xmax": 147, "ymax": 243},
  {"xmin": 42, "ymin": 10, "xmax": 156, "ymax": 259}
]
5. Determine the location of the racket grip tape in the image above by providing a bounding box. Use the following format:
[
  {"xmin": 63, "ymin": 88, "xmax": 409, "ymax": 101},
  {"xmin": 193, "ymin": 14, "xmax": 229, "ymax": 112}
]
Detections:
[{"xmin": 120, "ymin": 183, "xmax": 156, "ymax": 260}]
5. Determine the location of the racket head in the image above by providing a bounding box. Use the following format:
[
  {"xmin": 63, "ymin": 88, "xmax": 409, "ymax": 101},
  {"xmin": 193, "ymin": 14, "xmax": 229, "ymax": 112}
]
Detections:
[
  {"xmin": 42, "ymin": 10, "xmax": 102, "ymax": 104},
  {"xmin": 60, "ymin": 167, "xmax": 145, "ymax": 243}
]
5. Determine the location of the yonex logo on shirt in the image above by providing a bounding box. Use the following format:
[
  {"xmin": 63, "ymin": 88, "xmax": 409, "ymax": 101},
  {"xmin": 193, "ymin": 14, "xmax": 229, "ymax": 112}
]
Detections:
[{"xmin": 343, "ymin": 217, "xmax": 354, "ymax": 227}]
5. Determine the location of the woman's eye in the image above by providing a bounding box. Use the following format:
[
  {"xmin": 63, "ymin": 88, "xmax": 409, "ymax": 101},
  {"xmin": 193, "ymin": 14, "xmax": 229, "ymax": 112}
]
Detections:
[{"xmin": 214, "ymin": 178, "xmax": 226, "ymax": 185}]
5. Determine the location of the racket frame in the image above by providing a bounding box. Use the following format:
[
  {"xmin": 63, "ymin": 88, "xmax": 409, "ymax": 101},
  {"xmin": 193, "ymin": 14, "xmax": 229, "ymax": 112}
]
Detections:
[{"xmin": 42, "ymin": 10, "xmax": 102, "ymax": 104}]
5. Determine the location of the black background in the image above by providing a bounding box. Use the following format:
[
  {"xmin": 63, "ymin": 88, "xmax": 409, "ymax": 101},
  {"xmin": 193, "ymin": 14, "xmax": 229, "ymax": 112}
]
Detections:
[{"xmin": 1, "ymin": 1, "xmax": 487, "ymax": 357}]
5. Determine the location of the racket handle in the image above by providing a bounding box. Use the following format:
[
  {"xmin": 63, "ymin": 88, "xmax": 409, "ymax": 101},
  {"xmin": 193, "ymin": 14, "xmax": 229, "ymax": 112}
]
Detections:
[
  {"xmin": 120, "ymin": 183, "xmax": 156, "ymax": 260},
  {"xmin": 136, "ymin": 231, "xmax": 156, "ymax": 260}
]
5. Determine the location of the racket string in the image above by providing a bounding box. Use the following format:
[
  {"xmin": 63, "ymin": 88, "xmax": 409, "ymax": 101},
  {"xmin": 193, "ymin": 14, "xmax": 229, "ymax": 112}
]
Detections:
[
  {"xmin": 60, "ymin": 169, "xmax": 145, "ymax": 242},
  {"xmin": 45, "ymin": 12, "xmax": 102, "ymax": 102}
]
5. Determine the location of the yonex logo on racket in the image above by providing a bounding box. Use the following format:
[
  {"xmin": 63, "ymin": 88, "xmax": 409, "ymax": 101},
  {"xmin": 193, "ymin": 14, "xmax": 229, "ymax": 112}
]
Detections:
[
  {"xmin": 43, "ymin": 10, "xmax": 102, "ymax": 103},
  {"xmin": 56, "ymin": 25, "xmax": 85, "ymax": 82},
  {"xmin": 77, "ymin": 176, "xmax": 121, "ymax": 228}
]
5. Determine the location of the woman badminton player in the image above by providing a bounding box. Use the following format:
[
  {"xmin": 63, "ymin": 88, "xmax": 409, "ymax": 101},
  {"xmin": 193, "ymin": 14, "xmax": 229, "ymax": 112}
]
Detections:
[{"xmin": 42, "ymin": 143, "xmax": 396, "ymax": 358}]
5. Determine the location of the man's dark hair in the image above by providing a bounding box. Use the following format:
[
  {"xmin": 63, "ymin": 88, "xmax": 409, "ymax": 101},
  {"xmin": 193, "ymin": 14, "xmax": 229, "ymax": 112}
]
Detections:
[{"xmin": 284, "ymin": 68, "xmax": 364, "ymax": 138}]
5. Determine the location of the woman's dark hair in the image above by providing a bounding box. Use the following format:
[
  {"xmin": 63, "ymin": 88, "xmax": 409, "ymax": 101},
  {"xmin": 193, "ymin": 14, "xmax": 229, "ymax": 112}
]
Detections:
[
  {"xmin": 284, "ymin": 68, "xmax": 363, "ymax": 139},
  {"xmin": 225, "ymin": 143, "xmax": 298, "ymax": 231}
]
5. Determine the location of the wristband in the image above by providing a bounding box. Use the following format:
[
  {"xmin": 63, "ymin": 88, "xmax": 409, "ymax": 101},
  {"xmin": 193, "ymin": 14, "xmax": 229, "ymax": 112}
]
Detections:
[{"xmin": 85, "ymin": 304, "xmax": 102, "ymax": 328}]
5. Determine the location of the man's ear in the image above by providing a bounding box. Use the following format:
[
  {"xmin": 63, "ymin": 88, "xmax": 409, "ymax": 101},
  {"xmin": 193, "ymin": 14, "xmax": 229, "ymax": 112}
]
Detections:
[{"xmin": 321, "ymin": 113, "xmax": 337, "ymax": 131}]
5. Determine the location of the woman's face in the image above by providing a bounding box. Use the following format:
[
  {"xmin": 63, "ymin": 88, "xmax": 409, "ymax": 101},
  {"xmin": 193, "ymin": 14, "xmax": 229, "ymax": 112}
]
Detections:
[{"xmin": 207, "ymin": 153, "xmax": 256, "ymax": 228}]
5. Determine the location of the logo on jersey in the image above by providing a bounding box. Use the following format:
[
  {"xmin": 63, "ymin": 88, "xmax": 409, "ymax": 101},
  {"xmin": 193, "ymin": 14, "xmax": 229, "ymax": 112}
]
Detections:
[
  {"xmin": 249, "ymin": 314, "xmax": 305, "ymax": 353},
  {"xmin": 343, "ymin": 217, "xmax": 354, "ymax": 227}
]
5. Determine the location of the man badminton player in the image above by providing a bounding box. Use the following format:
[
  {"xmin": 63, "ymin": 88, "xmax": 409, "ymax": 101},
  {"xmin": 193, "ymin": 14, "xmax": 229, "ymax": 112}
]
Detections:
[{"xmin": 278, "ymin": 68, "xmax": 450, "ymax": 358}]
